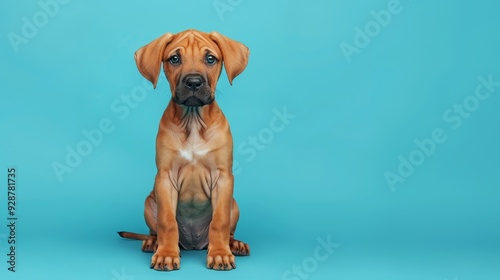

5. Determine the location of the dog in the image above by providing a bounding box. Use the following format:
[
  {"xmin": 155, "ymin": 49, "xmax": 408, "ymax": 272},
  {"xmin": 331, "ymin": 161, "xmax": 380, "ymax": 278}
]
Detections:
[{"xmin": 118, "ymin": 29, "xmax": 250, "ymax": 271}]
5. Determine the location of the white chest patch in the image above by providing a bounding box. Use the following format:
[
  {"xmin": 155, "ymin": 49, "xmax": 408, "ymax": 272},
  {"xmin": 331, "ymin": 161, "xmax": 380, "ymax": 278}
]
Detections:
[
  {"xmin": 179, "ymin": 148, "xmax": 210, "ymax": 162},
  {"xmin": 179, "ymin": 149, "xmax": 193, "ymax": 161}
]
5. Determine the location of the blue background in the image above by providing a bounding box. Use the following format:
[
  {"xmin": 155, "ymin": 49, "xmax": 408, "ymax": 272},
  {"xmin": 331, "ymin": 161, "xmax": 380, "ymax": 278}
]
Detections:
[{"xmin": 1, "ymin": 0, "xmax": 499, "ymax": 279}]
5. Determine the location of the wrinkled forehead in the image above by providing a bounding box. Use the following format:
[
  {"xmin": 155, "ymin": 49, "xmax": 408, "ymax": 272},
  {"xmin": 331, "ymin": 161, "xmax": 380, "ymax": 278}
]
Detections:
[{"xmin": 163, "ymin": 31, "xmax": 221, "ymax": 59}]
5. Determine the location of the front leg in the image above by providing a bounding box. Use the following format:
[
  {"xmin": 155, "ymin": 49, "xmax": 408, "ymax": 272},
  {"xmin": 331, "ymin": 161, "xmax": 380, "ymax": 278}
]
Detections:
[
  {"xmin": 151, "ymin": 171, "xmax": 181, "ymax": 271},
  {"xmin": 207, "ymin": 171, "xmax": 236, "ymax": 270}
]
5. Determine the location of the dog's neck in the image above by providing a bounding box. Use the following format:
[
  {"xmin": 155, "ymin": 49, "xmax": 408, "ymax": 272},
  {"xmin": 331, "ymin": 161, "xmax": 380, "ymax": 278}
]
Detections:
[
  {"xmin": 167, "ymin": 99, "xmax": 221, "ymax": 135},
  {"xmin": 180, "ymin": 106, "xmax": 206, "ymax": 135}
]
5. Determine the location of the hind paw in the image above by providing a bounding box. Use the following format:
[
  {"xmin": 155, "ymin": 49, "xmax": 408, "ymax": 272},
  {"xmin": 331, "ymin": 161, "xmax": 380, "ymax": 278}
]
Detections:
[
  {"xmin": 142, "ymin": 236, "xmax": 158, "ymax": 252},
  {"xmin": 230, "ymin": 238, "xmax": 250, "ymax": 256}
]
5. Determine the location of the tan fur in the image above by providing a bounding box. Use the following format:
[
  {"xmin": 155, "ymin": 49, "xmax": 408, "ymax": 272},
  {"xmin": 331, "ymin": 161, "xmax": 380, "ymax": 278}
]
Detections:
[{"xmin": 119, "ymin": 29, "xmax": 250, "ymax": 271}]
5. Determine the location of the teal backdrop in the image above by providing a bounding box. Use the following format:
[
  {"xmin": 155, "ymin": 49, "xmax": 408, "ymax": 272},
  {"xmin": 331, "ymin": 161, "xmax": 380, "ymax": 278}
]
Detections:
[{"xmin": 1, "ymin": 0, "xmax": 499, "ymax": 279}]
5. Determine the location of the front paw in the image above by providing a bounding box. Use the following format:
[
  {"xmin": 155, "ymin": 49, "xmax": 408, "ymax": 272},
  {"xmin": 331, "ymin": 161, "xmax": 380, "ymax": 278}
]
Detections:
[
  {"xmin": 207, "ymin": 247, "xmax": 236, "ymax": 270},
  {"xmin": 151, "ymin": 249, "xmax": 180, "ymax": 271}
]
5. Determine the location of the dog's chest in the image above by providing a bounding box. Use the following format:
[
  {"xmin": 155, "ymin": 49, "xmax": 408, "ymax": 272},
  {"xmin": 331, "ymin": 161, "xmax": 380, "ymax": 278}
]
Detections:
[
  {"xmin": 172, "ymin": 114, "xmax": 220, "ymax": 195},
  {"xmin": 176, "ymin": 132, "xmax": 215, "ymax": 171},
  {"xmin": 178, "ymin": 141, "xmax": 210, "ymax": 163}
]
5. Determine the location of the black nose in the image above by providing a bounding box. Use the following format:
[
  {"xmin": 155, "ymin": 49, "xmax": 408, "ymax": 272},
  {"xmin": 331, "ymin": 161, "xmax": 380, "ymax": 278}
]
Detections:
[{"xmin": 184, "ymin": 75, "xmax": 204, "ymax": 91}]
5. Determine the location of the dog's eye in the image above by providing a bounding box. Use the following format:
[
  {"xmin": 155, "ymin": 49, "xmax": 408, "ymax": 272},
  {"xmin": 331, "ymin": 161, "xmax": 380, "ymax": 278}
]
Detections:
[
  {"xmin": 169, "ymin": 55, "xmax": 181, "ymax": 64},
  {"xmin": 206, "ymin": 55, "xmax": 217, "ymax": 65}
]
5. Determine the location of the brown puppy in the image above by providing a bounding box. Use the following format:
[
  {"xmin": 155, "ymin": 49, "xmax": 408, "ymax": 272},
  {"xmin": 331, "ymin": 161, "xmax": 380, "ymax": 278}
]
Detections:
[{"xmin": 118, "ymin": 30, "xmax": 250, "ymax": 271}]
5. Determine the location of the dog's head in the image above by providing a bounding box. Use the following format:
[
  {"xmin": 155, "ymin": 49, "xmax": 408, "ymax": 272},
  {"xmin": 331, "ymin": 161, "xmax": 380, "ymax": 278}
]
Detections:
[{"xmin": 134, "ymin": 29, "xmax": 249, "ymax": 107}]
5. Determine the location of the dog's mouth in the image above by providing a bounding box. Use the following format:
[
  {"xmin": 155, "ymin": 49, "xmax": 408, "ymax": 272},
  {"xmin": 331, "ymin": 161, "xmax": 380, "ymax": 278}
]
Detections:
[
  {"xmin": 173, "ymin": 94, "xmax": 214, "ymax": 107},
  {"xmin": 181, "ymin": 96, "xmax": 205, "ymax": 107}
]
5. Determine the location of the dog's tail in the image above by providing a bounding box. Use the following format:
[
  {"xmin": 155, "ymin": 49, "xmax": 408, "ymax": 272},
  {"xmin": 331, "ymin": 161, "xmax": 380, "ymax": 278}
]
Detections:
[{"xmin": 117, "ymin": 231, "xmax": 152, "ymax": 240}]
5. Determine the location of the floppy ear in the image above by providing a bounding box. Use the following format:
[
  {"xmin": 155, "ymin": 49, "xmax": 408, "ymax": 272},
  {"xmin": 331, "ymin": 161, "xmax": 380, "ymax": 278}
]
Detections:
[
  {"xmin": 209, "ymin": 32, "xmax": 249, "ymax": 85},
  {"xmin": 134, "ymin": 33, "xmax": 175, "ymax": 88}
]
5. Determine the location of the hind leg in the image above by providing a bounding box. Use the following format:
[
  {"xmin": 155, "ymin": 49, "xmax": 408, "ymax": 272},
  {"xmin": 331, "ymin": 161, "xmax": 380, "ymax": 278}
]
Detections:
[
  {"xmin": 142, "ymin": 191, "xmax": 158, "ymax": 252},
  {"xmin": 229, "ymin": 199, "xmax": 250, "ymax": 256}
]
